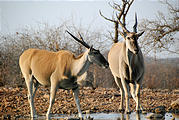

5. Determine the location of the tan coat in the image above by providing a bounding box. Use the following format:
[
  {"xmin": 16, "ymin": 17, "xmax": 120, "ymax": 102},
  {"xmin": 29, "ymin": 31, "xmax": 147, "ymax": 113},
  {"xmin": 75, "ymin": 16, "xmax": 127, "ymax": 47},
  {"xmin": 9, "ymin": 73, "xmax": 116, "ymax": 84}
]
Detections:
[{"xmin": 20, "ymin": 49, "xmax": 84, "ymax": 88}]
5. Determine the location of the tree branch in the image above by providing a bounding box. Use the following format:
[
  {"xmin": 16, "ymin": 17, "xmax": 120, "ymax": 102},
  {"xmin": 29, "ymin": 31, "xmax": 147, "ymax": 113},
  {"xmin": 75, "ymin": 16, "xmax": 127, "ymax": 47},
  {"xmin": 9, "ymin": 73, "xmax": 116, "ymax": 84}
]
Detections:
[{"xmin": 99, "ymin": 10, "xmax": 115, "ymax": 23}]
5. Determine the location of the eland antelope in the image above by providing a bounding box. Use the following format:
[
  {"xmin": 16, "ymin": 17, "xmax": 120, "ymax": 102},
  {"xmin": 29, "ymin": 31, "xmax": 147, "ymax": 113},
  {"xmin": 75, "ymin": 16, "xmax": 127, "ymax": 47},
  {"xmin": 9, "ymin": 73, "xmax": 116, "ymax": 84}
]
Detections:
[
  {"xmin": 19, "ymin": 30, "xmax": 109, "ymax": 119},
  {"xmin": 108, "ymin": 14, "xmax": 145, "ymax": 114}
]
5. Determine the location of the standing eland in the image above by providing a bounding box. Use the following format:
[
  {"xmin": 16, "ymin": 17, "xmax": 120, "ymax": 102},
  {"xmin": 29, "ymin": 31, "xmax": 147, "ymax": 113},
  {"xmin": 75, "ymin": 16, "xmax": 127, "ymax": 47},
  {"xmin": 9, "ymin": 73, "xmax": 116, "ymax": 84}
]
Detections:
[
  {"xmin": 108, "ymin": 14, "xmax": 145, "ymax": 114},
  {"xmin": 19, "ymin": 30, "xmax": 109, "ymax": 119}
]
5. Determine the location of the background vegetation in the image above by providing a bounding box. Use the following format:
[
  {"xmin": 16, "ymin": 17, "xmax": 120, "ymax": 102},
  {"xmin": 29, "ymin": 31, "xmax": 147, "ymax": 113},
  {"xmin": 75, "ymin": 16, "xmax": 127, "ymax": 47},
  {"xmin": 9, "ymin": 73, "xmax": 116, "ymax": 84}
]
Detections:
[{"xmin": 0, "ymin": 0, "xmax": 178, "ymax": 89}]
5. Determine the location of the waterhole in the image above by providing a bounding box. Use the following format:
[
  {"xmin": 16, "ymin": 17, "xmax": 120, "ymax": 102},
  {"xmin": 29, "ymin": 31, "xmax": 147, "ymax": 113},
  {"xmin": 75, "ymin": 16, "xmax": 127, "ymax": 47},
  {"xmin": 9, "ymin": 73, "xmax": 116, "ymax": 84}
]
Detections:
[{"xmin": 16, "ymin": 112, "xmax": 178, "ymax": 120}]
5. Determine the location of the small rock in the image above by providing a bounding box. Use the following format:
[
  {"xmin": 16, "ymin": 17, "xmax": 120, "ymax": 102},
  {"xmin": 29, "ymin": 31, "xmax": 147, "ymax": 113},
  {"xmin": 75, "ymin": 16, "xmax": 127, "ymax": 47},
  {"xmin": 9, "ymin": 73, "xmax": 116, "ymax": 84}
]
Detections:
[
  {"xmin": 92, "ymin": 106, "xmax": 98, "ymax": 111},
  {"xmin": 86, "ymin": 116, "xmax": 94, "ymax": 120},
  {"xmin": 172, "ymin": 89, "xmax": 179, "ymax": 94},
  {"xmin": 67, "ymin": 110, "xmax": 71, "ymax": 114},
  {"xmin": 172, "ymin": 113, "xmax": 179, "ymax": 120},
  {"xmin": 153, "ymin": 106, "xmax": 166, "ymax": 114},
  {"xmin": 111, "ymin": 96, "xmax": 115, "ymax": 100},
  {"xmin": 43, "ymin": 94, "xmax": 49, "ymax": 99},
  {"xmin": 65, "ymin": 117, "xmax": 80, "ymax": 120},
  {"xmin": 113, "ymin": 93, "xmax": 120, "ymax": 97},
  {"xmin": 2, "ymin": 114, "xmax": 11, "ymax": 119},
  {"xmin": 85, "ymin": 110, "xmax": 91, "ymax": 114},
  {"xmin": 142, "ymin": 110, "xmax": 147, "ymax": 114},
  {"xmin": 146, "ymin": 113, "xmax": 164, "ymax": 119},
  {"xmin": 170, "ymin": 98, "xmax": 179, "ymax": 112}
]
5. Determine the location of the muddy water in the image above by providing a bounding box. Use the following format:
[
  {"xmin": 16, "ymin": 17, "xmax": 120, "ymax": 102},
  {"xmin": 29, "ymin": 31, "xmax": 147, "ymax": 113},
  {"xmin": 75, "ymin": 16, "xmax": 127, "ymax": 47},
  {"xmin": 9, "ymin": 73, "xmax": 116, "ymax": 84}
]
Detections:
[{"xmin": 18, "ymin": 112, "xmax": 177, "ymax": 120}]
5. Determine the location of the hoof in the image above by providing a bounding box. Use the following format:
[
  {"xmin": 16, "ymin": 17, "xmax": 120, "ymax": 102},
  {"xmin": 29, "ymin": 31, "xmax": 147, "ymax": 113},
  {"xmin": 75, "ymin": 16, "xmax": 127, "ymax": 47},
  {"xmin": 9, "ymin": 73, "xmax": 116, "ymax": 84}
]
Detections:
[
  {"xmin": 46, "ymin": 113, "xmax": 51, "ymax": 120},
  {"xmin": 118, "ymin": 109, "xmax": 125, "ymax": 113},
  {"xmin": 141, "ymin": 110, "xmax": 147, "ymax": 114},
  {"xmin": 125, "ymin": 111, "xmax": 131, "ymax": 114},
  {"xmin": 78, "ymin": 113, "xmax": 83, "ymax": 118},
  {"xmin": 136, "ymin": 110, "xmax": 142, "ymax": 114},
  {"xmin": 31, "ymin": 114, "xmax": 38, "ymax": 118},
  {"xmin": 86, "ymin": 116, "xmax": 94, "ymax": 120}
]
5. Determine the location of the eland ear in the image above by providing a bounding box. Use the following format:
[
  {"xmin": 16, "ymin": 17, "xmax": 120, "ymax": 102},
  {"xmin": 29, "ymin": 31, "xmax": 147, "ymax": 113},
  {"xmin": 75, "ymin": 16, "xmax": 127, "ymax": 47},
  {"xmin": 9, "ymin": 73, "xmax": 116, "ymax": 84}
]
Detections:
[
  {"xmin": 118, "ymin": 30, "xmax": 128, "ymax": 39},
  {"xmin": 137, "ymin": 31, "xmax": 144, "ymax": 37}
]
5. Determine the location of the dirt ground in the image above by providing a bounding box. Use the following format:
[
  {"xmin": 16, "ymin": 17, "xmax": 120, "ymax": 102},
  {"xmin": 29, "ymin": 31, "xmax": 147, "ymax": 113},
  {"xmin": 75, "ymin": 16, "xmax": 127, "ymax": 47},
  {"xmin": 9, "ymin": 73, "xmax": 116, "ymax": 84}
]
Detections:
[{"xmin": 0, "ymin": 87, "xmax": 178, "ymax": 118}]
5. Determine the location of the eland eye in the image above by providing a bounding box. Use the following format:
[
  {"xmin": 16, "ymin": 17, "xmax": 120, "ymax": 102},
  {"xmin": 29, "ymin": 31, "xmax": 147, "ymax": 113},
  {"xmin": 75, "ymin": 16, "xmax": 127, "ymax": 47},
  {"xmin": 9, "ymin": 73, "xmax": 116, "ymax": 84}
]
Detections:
[
  {"xmin": 93, "ymin": 51, "xmax": 98, "ymax": 54},
  {"xmin": 93, "ymin": 50, "xmax": 100, "ymax": 54}
]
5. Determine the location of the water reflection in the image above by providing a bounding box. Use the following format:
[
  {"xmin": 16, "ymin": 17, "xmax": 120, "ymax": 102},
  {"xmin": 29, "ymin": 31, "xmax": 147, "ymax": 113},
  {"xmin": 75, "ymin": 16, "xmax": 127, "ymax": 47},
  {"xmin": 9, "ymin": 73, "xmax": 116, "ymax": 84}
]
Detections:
[
  {"xmin": 16, "ymin": 112, "xmax": 175, "ymax": 120},
  {"xmin": 117, "ymin": 112, "xmax": 141, "ymax": 120},
  {"xmin": 136, "ymin": 113, "xmax": 140, "ymax": 120}
]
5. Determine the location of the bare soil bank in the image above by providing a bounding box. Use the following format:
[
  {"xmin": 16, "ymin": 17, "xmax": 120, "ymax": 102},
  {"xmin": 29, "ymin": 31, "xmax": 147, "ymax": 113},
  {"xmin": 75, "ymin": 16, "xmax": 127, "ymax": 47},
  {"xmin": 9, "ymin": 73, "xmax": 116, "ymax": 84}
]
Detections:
[{"xmin": 0, "ymin": 87, "xmax": 178, "ymax": 118}]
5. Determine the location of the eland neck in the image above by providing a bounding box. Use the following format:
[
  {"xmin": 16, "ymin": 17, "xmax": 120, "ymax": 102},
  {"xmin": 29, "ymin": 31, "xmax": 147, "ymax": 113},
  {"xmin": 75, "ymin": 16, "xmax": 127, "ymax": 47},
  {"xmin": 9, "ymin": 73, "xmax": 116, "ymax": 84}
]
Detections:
[
  {"xmin": 125, "ymin": 42, "xmax": 143, "ymax": 69},
  {"xmin": 72, "ymin": 50, "xmax": 91, "ymax": 76},
  {"xmin": 123, "ymin": 42, "xmax": 136, "ymax": 69}
]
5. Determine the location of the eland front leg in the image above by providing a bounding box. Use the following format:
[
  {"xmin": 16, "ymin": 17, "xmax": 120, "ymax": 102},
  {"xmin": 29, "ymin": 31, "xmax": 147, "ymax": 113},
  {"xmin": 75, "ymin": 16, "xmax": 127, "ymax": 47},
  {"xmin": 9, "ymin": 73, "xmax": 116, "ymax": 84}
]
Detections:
[
  {"xmin": 121, "ymin": 77, "xmax": 131, "ymax": 114},
  {"xmin": 135, "ymin": 83, "xmax": 143, "ymax": 112},
  {"xmin": 129, "ymin": 82, "xmax": 143, "ymax": 113},
  {"xmin": 73, "ymin": 88, "xmax": 83, "ymax": 118},
  {"xmin": 113, "ymin": 75, "xmax": 124, "ymax": 112}
]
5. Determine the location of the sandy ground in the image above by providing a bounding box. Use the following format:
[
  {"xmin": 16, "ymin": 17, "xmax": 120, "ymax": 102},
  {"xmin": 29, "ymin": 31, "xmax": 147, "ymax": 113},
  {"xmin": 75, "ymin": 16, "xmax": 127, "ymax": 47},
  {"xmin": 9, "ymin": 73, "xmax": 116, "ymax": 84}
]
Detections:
[{"xmin": 0, "ymin": 87, "xmax": 178, "ymax": 118}]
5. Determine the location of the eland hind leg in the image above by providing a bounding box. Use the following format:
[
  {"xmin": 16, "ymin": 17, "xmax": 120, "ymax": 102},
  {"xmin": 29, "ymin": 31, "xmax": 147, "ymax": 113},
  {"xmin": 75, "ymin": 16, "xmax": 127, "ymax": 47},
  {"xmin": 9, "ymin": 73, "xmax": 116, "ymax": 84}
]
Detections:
[
  {"xmin": 32, "ymin": 77, "xmax": 39, "ymax": 99},
  {"xmin": 24, "ymin": 74, "xmax": 37, "ymax": 118}
]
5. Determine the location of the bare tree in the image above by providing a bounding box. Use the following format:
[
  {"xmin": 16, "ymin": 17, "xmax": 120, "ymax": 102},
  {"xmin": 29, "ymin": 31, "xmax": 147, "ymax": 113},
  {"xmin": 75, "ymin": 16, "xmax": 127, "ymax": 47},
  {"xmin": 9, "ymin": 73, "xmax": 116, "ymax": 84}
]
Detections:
[
  {"xmin": 99, "ymin": 0, "xmax": 134, "ymax": 43},
  {"xmin": 139, "ymin": 0, "xmax": 179, "ymax": 56}
]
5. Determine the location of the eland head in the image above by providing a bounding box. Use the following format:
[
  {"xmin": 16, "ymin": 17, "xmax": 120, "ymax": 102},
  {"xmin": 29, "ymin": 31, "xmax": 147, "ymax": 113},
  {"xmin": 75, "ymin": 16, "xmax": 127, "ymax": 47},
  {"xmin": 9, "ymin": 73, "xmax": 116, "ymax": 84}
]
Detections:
[
  {"xmin": 118, "ymin": 14, "xmax": 144, "ymax": 54},
  {"xmin": 66, "ymin": 30, "xmax": 109, "ymax": 68}
]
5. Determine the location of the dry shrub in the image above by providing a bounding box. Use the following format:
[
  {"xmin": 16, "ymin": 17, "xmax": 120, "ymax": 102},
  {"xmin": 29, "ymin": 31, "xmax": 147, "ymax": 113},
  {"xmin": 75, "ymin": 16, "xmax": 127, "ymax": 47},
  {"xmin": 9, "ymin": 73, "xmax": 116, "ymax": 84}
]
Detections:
[
  {"xmin": 91, "ymin": 55, "xmax": 179, "ymax": 90},
  {"xmin": 143, "ymin": 58, "xmax": 179, "ymax": 89},
  {"xmin": 0, "ymin": 22, "xmax": 108, "ymax": 87}
]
